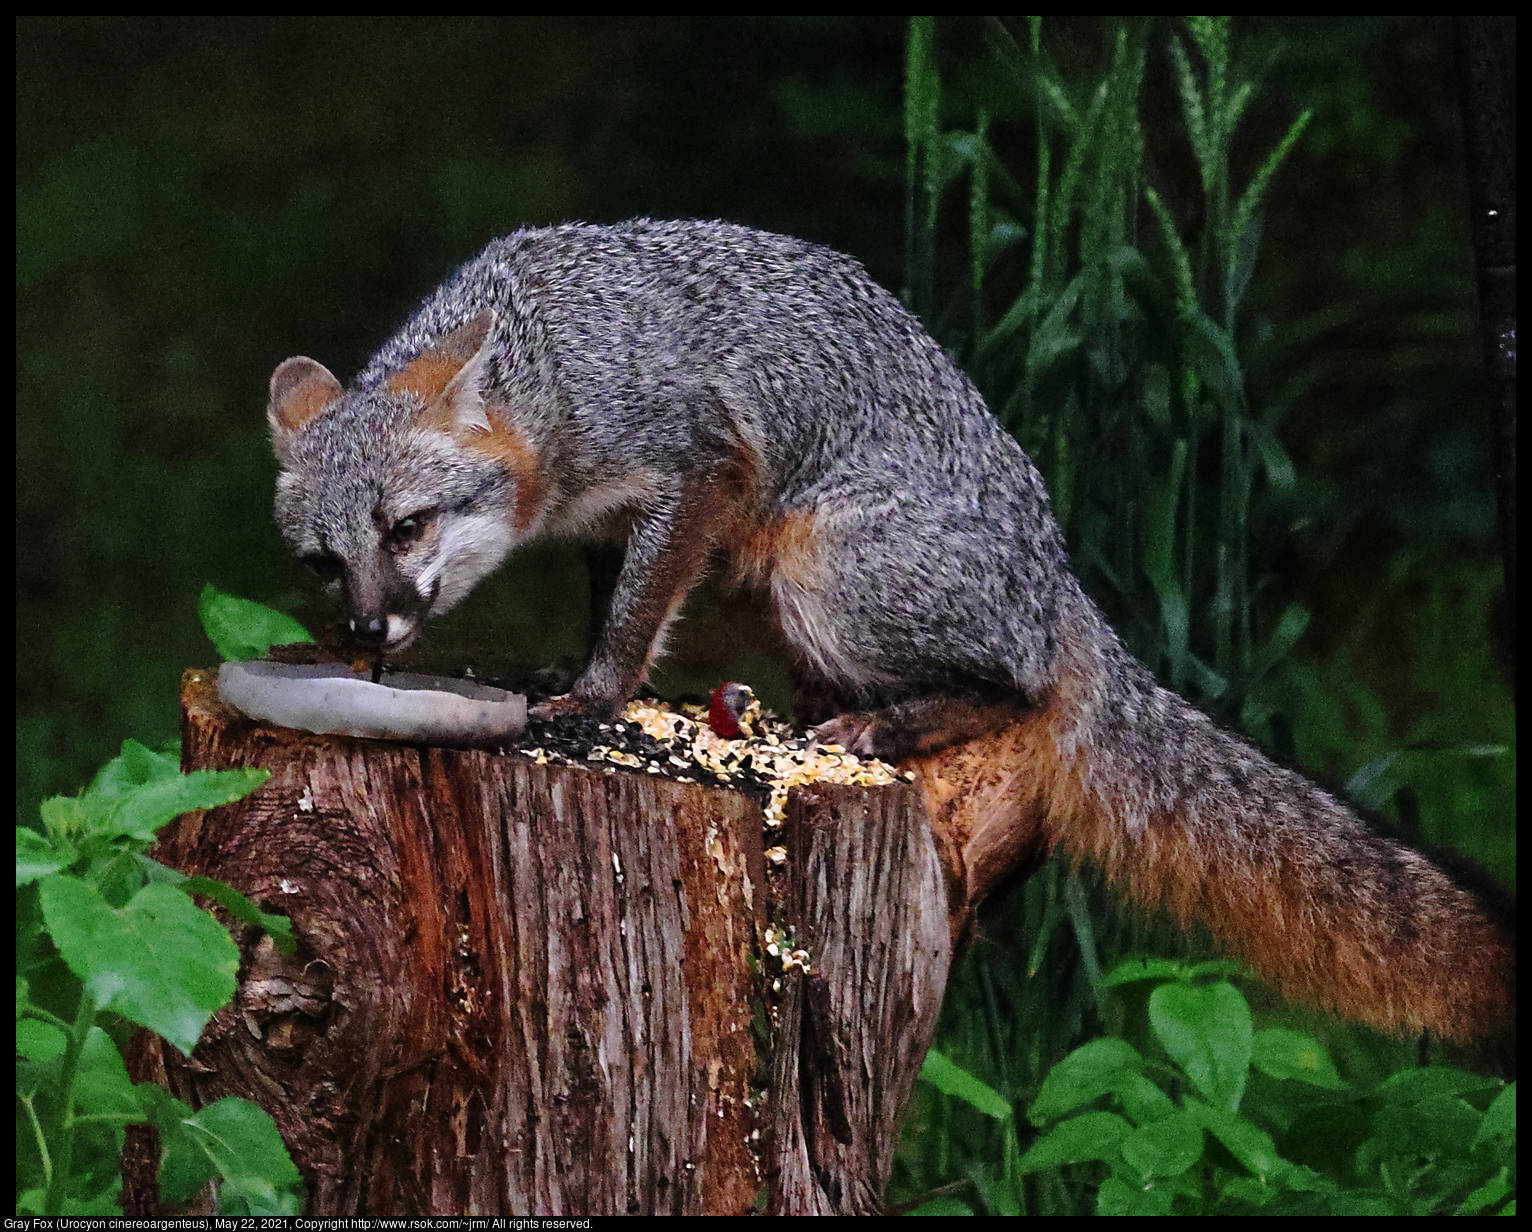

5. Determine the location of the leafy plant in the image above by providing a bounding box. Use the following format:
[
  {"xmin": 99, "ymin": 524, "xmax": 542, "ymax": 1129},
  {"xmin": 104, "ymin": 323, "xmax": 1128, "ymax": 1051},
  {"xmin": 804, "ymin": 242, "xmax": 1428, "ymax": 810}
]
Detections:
[
  {"xmin": 198, "ymin": 582, "xmax": 313, "ymax": 663},
  {"xmin": 907, "ymin": 960, "xmax": 1515, "ymax": 1215},
  {"xmin": 16, "ymin": 597, "xmax": 306, "ymax": 1215}
]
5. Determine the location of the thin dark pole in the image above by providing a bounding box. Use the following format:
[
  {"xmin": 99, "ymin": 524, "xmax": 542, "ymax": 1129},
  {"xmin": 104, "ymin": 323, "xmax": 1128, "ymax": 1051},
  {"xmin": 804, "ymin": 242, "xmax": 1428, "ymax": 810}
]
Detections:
[{"xmin": 1451, "ymin": 17, "xmax": 1516, "ymax": 678}]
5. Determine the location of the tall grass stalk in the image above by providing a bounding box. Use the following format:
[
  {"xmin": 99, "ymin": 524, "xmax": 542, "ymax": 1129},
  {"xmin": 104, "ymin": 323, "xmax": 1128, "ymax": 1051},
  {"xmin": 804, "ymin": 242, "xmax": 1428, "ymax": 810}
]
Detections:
[
  {"xmin": 897, "ymin": 16, "xmax": 1314, "ymax": 1214},
  {"xmin": 906, "ymin": 14, "xmax": 1311, "ymax": 718}
]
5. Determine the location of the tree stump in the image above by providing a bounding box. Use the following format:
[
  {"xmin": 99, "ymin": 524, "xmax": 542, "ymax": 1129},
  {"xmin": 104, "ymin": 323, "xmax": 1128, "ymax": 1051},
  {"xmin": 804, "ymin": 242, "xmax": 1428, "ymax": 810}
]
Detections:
[
  {"xmin": 133, "ymin": 670, "xmax": 953, "ymax": 1215},
  {"xmin": 766, "ymin": 783, "xmax": 950, "ymax": 1214}
]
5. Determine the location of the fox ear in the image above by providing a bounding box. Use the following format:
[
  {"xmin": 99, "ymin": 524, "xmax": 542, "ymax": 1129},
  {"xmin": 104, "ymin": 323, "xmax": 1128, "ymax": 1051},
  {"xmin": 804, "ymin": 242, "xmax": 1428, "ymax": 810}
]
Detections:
[
  {"xmin": 269, "ymin": 358, "xmax": 344, "ymax": 465},
  {"xmin": 389, "ymin": 312, "xmax": 497, "ymax": 435}
]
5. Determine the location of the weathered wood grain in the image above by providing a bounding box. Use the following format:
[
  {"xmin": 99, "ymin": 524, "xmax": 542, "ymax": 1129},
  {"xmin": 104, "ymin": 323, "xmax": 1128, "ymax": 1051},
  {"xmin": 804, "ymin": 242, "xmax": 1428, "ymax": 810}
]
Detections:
[{"xmin": 137, "ymin": 669, "xmax": 958, "ymax": 1215}]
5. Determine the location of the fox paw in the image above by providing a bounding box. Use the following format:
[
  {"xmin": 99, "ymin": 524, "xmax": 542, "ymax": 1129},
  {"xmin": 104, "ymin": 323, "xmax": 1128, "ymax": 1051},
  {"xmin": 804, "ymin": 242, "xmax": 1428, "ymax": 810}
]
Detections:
[
  {"xmin": 529, "ymin": 693, "xmax": 614, "ymax": 722},
  {"xmin": 812, "ymin": 712, "xmax": 898, "ymax": 759}
]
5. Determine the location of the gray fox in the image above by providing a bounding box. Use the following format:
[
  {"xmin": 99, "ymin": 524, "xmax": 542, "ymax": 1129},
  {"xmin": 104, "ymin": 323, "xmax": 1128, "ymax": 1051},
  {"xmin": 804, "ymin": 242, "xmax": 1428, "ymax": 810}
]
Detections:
[{"xmin": 268, "ymin": 220, "xmax": 1512, "ymax": 1045}]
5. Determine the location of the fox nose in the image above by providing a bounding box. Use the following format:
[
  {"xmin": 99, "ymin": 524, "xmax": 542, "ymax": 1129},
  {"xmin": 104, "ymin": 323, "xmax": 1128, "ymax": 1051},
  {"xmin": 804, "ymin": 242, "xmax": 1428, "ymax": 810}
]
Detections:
[{"xmin": 350, "ymin": 615, "xmax": 389, "ymax": 647}]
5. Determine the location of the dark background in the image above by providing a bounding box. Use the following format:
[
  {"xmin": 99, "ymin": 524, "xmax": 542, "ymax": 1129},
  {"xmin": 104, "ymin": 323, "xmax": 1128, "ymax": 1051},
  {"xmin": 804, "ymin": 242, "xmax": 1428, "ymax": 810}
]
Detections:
[{"xmin": 17, "ymin": 17, "xmax": 1513, "ymax": 883}]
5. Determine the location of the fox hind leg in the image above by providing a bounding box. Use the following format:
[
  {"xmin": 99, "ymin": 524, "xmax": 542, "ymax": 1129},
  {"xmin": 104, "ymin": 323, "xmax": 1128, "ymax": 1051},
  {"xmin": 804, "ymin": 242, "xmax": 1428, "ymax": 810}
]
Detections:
[
  {"xmin": 759, "ymin": 490, "xmax": 1058, "ymax": 761},
  {"xmin": 812, "ymin": 689, "xmax": 1027, "ymax": 761}
]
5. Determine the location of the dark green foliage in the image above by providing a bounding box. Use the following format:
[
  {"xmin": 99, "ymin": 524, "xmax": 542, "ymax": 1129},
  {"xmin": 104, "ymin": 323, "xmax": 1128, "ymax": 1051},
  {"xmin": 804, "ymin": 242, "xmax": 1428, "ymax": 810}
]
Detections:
[
  {"xmin": 899, "ymin": 964, "xmax": 1515, "ymax": 1215},
  {"xmin": 905, "ymin": 16, "xmax": 1312, "ymax": 716},
  {"xmin": 17, "ymin": 739, "xmax": 302, "ymax": 1215},
  {"xmin": 887, "ymin": 15, "xmax": 1512, "ymax": 1213}
]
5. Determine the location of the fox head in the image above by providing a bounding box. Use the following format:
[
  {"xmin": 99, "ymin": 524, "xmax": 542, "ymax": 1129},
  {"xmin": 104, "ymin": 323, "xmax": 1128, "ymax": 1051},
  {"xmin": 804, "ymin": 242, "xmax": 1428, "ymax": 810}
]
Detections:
[{"xmin": 268, "ymin": 312, "xmax": 534, "ymax": 655}]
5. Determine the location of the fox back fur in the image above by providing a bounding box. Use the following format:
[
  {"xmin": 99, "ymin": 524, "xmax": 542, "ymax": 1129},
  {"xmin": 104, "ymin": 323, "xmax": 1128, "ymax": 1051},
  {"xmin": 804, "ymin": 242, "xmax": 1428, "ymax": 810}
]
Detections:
[{"xmin": 268, "ymin": 219, "xmax": 1513, "ymax": 1045}]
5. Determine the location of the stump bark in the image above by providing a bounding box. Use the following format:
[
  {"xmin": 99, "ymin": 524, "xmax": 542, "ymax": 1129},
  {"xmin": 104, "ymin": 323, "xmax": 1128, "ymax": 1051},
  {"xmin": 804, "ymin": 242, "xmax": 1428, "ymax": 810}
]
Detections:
[{"xmin": 135, "ymin": 670, "xmax": 956, "ymax": 1215}]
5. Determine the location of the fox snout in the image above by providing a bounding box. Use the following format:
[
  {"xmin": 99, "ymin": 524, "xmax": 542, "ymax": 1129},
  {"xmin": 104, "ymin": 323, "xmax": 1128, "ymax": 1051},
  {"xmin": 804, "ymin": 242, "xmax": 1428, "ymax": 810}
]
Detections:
[{"xmin": 329, "ymin": 551, "xmax": 435, "ymax": 653}]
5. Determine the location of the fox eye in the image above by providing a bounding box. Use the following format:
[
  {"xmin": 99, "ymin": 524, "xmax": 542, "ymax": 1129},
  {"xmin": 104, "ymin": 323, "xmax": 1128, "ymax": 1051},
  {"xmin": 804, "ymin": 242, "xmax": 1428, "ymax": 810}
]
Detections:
[
  {"xmin": 303, "ymin": 553, "xmax": 342, "ymax": 581},
  {"xmin": 384, "ymin": 512, "xmax": 431, "ymax": 554}
]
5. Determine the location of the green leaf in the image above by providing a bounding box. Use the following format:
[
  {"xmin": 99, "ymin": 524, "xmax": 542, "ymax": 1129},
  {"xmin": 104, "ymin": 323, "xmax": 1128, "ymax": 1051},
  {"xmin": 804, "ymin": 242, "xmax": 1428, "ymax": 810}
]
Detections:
[
  {"xmin": 106, "ymin": 767, "xmax": 270, "ymax": 845},
  {"xmin": 180, "ymin": 875, "xmax": 295, "ymax": 954},
  {"xmin": 920, "ymin": 1048, "xmax": 1012, "ymax": 1120},
  {"xmin": 1034, "ymin": 72, "xmax": 1078, "ymax": 130},
  {"xmin": 38, "ymin": 795, "xmax": 90, "ymax": 843},
  {"xmin": 1182, "ymin": 311, "xmax": 1244, "ymax": 409},
  {"xmin": 1144, "ymin": 438, "xmax": 1187, "ymax": 591},
  {"xmin": 18, "ymin": 825, "xmax": 72, "ymax": 885},
  {"xmin": 915, "ymin": 130, "xmax": 968, "ymax": 200},
  {"xmin": 84, "ymin": 735, "xmax": 183, "ymax": 821},
  {"xmin": 1169, "ymin": 36, "xmax": 1213, "ymax": 193},
  {"xmin": 1190, "ymin": 1101, "xmax": 1281, "ymax": 1179},
  {"xmin": 1095, "ymin": 1173, "xmax": 1174, "ymax": 1216},
  {"xmin": 1027, "ymin": 1037, "xmax": 1143, "ymax": 1125},
  {"xmin": 1245, "ymin": 418, "xmax": 1296, "ymax": 494},
  {"xmin": 142, "ymin": 1087, "xmax": 219, "ymax": 1203},
  {"xmin": 1025, "ymin": 879, "xmax": 1065, "ymax": 977},
  {"xmin": 985, "ymin": 217, "xmax": 1027, "ymax": 265},
  {"xmin": 1152, "ymin": 588, "xmax": 1188, "ymax": 692},
  {"xmin": 1473, "ymin": 1083, "xmax": 1516, "ymax": 1149},
  {"xmin": 17, "ymin": 1017, "xmax": 68, "ymax": 1062},
  {"xmin": 903, "ymin": 15, "xmax": 936, "ymax": 149},
  {"xmin": 1121, "ymin": 1109, "xmax": 1205, "ymax": 1178},
  {"xmin": 979, "ymin": 283, "xmax": 1042, "ymax": 354},
  {"xmin": 1023, "ymin": 269, "xmax": 1084, "ymax": 377},
  {"xmin": 1242, "ymin": 602, "xmax": 1309, "ymax": 693},
  {"xmin": 1054, "ymin": 78, "xmax": 1106, "ymax": 277},
  {"xmin": 1457, "ymin": 1169, "xmax": 1512, "ymax": 1215},
  {"xmin": 1138, "ymin": 362, "xmax": 1172, "ymax": 430},
  {"xmin": 38, "ymin": 876, "xmax": 239, "ymax": 1056},
  {"xmin": 908, "ymin": 1196, "xmax": 975, "ymax": 1216},
  {"xmin": 52, "ymin": 740, "xmax": 269, "ymax": 849},
  {"xmin": 1221, "ymin": 81, "xmax": 1253, "ymax": 160},
  {"xmin": 1250, "ymin": 1027, "xmax": 1347, "ymax": 1089},
  {"xmin": 1344, "ymin": 751, "xmax": 1399, "ymax": 811},
  {"xmin": 1185, "ymin": 652, "xmax": 1228, "ymax": 702},
  {"xmin": 1018, "ymin": 1111, "xmax": 1131, "ymax": 1172},
  {"xmin": 1145, "ymin": 187, "xmax": 1196, "ymax": 316},
  {"xmin": 944, "ymin": 127, "xmax": 980, "ymax": 170},
  {"xmin": 61, "ymin": 1187, "xmax": 126, "ymax": 1218},
  {"xmin": 199, "ymin": 583, "xmax": 313, "ymax": 662},
  {"xmin": 88, "ymin": 738, "xmax": 181, "ymax": 797},
  {"xmin": 73, "ymin": 1026, "xmax": 144, "ymax": 1121},
  {"xmin": 1224, "ymin": 195, "xmax": 1265, "ymax": 318},
  {"xmin": 1228, "ymin": 109, "xmax": 1312, "ymax": 300},
  {"xmin": 1102, "ymin": 956, "xmax": 1186, "ymax": 986},
  {"xmin": 1149, "ymin": 981, "xmax": 1252, "ymax": 1112},
  {"xmin": 1116, "ymin": 1073, "xmax": 1178, "ymax": 1128},
  {"xmin": 1279, "ymin": 1161, "xmax": 1335, "ymax": 1195},
  {"xmin": 969, "ymin": 1160, "xmax": 1022, "ymax": 1216},
  {"xmin": 1374, "ymin": 1065, "xmax": 1498, "ymax": 1103},
  {"xmin": 1063, "ymin": 874, "xmax": 1102, "ymax": 991},
  {"xmin": 181, "ymin": 1097, "xmax": 304, "ymax": 1215},
  {"xmin": 1371, "ymin": 1092, "xmax": 1482, "ymax": 1161}
]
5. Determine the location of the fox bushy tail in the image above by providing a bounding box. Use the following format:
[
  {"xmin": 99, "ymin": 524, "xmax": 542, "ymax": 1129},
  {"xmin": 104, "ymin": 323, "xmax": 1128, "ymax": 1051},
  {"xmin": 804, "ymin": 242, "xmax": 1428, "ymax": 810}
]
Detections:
[{"xmin": 1018, "ymin": 586, "xmax": 1514, "ymax": 1044}]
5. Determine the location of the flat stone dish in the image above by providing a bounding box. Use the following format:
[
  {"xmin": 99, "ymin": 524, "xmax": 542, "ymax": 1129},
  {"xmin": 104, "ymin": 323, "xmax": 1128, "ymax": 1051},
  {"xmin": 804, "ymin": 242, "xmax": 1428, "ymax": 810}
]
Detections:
[{"xmin": 218, "ymin": 660, "xmax": 527, "ymax": 747}]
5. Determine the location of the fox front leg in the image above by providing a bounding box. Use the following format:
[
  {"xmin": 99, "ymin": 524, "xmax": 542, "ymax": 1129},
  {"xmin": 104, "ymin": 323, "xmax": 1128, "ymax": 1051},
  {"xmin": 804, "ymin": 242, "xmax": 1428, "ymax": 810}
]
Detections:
[{"xmin": 530, "ymin": 482, "xmax": 725, "ymax": 721}]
